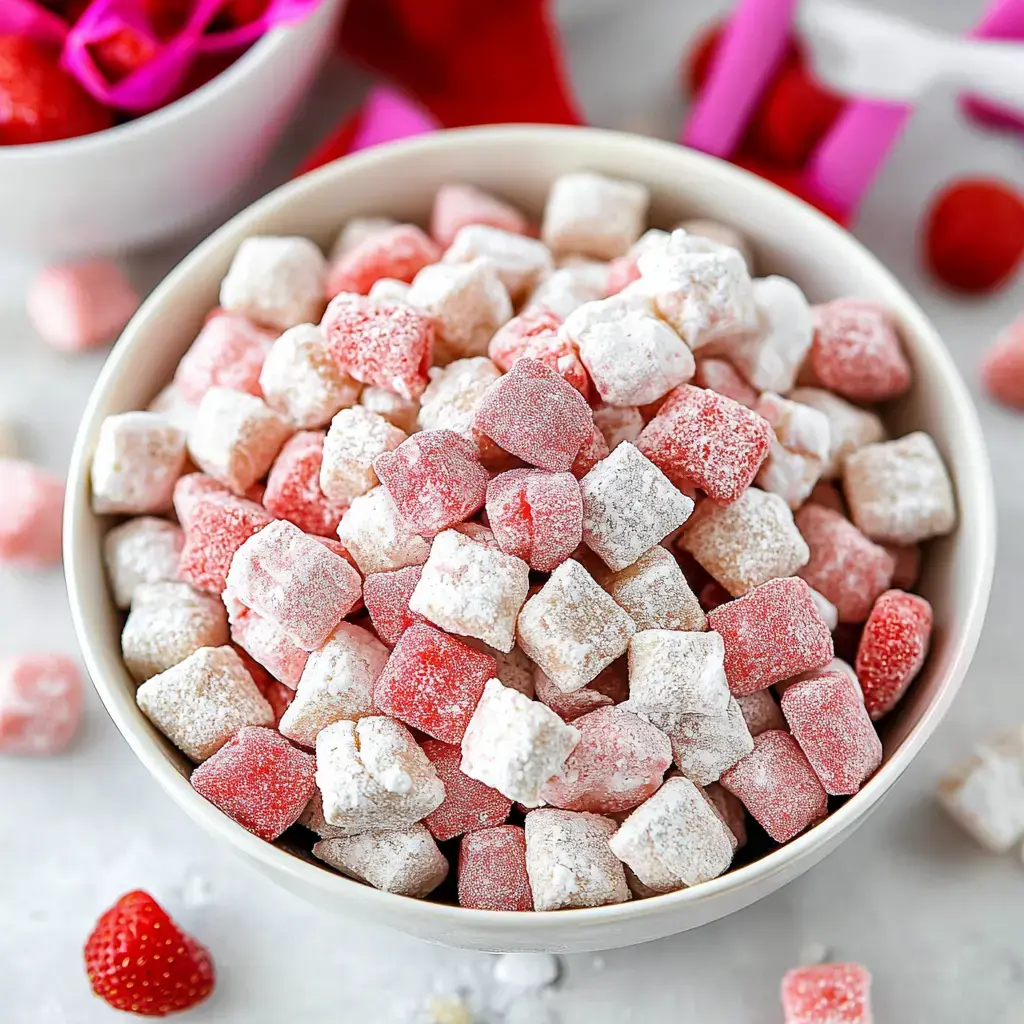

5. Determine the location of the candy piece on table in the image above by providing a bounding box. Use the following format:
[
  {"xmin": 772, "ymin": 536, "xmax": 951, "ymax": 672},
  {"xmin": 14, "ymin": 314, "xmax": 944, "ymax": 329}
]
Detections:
[
  {"xmin": 417, "ymin": 357, "xmax": 502, "ymax": 437},
  {"xmin": 190, "ymin": 726, "xmax": 315, "ymax": 840},
  {"xmin": 173, "ymin": 314, "xmax": 275, "ymax": 403},
  {"xmin": 682, "ymin": 488, "xmax": 810, "ymax": 597},
  {"xmin": 186, "ymin": 388, "xmax": 291, "ymax": 496},
  {"xmin": 629, "ymin": 629, "xmax": 731, "ymax": 729},
  {"xmin": 374, "ymin": 623, "xmax": 495, "ymax": 744},
  {"xmin": 667, "ymin": 696, "xmax": 754, "ymax": 786},
  {"xmin": 486, "ymin": 468, "xmax": 582, "ymax": 572},
  {"xmin": 0, "ymin": 459, "xmax": 64, "ymax": 567},
  {"xmin": 525, "ymin": 266, "xmax": 605, "ymax": 319},
  {"xmin": 704, "ymin": 781, "xmax": 747, "ymax": 850},
  {"xmin": 721, "ymin": 729, "xmax": 828, "ymax": 843},
  {"xmin": 795, "ymin": 504, "xmax": 896, "ymax": 624},
  {"xmin": 442, "ymin": 225, "xmax": 553, "ymax": 301},
  {"xmin": 219, "ymin": 236, "xmax": 326, "ymax": 331},
  {"xmin": 315, "ymin": 716, "xmax": 444, "ymax": 833},
  {"xmin": 540, "ymin": 706, "xmax": 671, "ymax": 814},
  {"xmin": 525, "ymin": 808, "xmax": 630, "ymax": 910},
  {"xmin": 325, "ymin": 224, "xmax": 442, "ymax": 298},
  {"xmin": 938, "ymin": 728, "xmax": 1024, "ymax": 852},
  {"xmin": 636, "ymin": 230, "xmax": 757, "ymax": 349},
  {"xmin": 176, "ymin": 488, "xmax": 273, "ymax": 595},
  {"xmin": 27, "ymin": 259, "xmax": 138, "ymax": 352},
  {"xmin": 580, "ymin": 442, "xmax": 694, "ymax": 572},
  {"xmin": 843, "ymin": 432, "xmax": 957, "ymax": 546},
  {"xmin": 808, "ymin": 300, "xmax": 911, "ymax": 403},
  {"xmin": 330, "ymin": 218, "xmax": 399, "ymax": 259},
  {"xmin": 91, "ymin": 412, "xmax": 186, "ymax": 515},
  {"xmin": 781, "ymin": 963, "xmax": 873, "ymax": 1024},
  {"xmin": 461, "ymin": 679, "xmax": 580, "ymax": 806},
  {"xmin": 534, "ymin": 667, "xmax": 619, "ymax": 722},
  {"xmin": 458, "ymin": 825, "xmax": 532, "ymax": 911},
  {"xmin": 982, "ymin": 317, "xmax": 1024, "ymax": 410},
  {"xmin": 104, "ymin": 517, "xmax": 184, "ymax": 609},
  {"xmin": 636, "ymin": 384, "xmax": 773, "ymax": 504},
  {"xmin": 431, "ymin": 184, "xmax": 530, "ymax": 248},
  {"xmin": 263, "ymin": 431, "xmax": 347, "ymax": 537},
  {"xmin": 0, "ymin": 653, "xmax": 82, "ymax": 755},
  {"xmin": 592, "ymin": 403, "xmax": 644, "ymax": 450},
  {"xmin": 517, "ymin": 559, "xmax": 636, "ymax": 693},
  {"xmin": 322, "ymin": 294, "xmax": 434, "ymax": 400},
  {"xmin": 737, "ymin": 690, "xmax": 787, "ymax": 738},
  {"xmin": 226, "ymin": 520, "xmax": 361, "ymax": 652},
  {"xmin": 708, "ymin": 577, "xmax": 834, "ymax": 696},
  {"xmin": 362, "ymin": 566, "xmax": 425, "ymax": 646},
  {"xmin": 693, "ymin": 357, "xmax": 758, "ymax": 408},
  {"xmin": 360, "ymin": 385, "xmax": 420, "ymax": 434},
  {"xmin": 594, "ymin": 545, "xmax": 706, "ymax": 632},
  {"xmin": 488, "ymin": 309, "xmax": 591, "ymax": 399},
  {"xmin": 122, "ymin": 582, "xmax": 229, "ymax": 683},
  {"xmin": 609, "ymin": 776, "xmax": 734, "ymax": 892},
  {"xmin": 754, "ymin": 392, "xmax": 830, "ymax": 510},
  {"xmin": 563, "ymin": 294, "xmax": 695, "ymax": 406},
  {"xmin": 677, "ymin": 218, "xmax": 754, "ymax": 271},
  {"xmin": 788, "ymin": 387, "xmax": 886, "ymax": 479},
  {"xmin": 406, "ymin": 260, "xmax": 512, "ymax": 363},
  {"xmin": 570, "ymin": 422, "xmax": 610, "ymax": 480},
  {"xmin": 313, "ymin": 826, "xmax": 448, "ymax": 897},
  {"xmin": 421, "ymin": 739, "xmax": 512, "ymax": 841},
  {"xmin": 855, "ymin": 589, "xmax": 933, "ymax": 721},
  {"xmin": 782, "ymin": 671, "xmax": 882, "ymax": 796},
  {"xmin": 258, "ymin": 322, "xmax": 362, "ymax": 429},
  {"xmin": 375, "ymin": 430, "xmax": 488, "ymax": 538},
  {"xmin": 541, "ymin": 172, "xmax": 649, "ymax": 259},
  {"xmin": 886, "ymin": 544, "xmax": 921, "ymax": 591},
  {"xmin": 475, "ymin": 357, "xmax": 594, "ymax": 473},
  {"xmin": 320, "ymin": 405, "xmax": 407, "ymax": 504},
  {"xmin": 228, "ymin": 603, "xmax": 308, "ymax": 688},
  {"xmin": 136, "ymin": 646, "xmax": 273, "ymax": 763},
  {"xmin": 409, "ymin": 529, "xmax": 529, "ymax": 653},
  {"xmin": 336, "ymin": 486, "xmax": 431, "ymax": 575}
]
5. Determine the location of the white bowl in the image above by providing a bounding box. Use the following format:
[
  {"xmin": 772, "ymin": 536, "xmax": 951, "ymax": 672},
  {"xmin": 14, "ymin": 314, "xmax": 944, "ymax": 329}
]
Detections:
[
  {"xmin": 0, "ymin": 0, "xmax": 342, "ymax": 260},
  {"xmin": 64, "ymin": 126, "xmax": 996, "ymax": 953}
]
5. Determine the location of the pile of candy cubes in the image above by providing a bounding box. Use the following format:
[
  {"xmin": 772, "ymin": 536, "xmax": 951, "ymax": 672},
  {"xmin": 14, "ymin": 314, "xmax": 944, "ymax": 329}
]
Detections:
[{"xmin": 92, "ymin": 172, "xmax": 956, "ymax": 911}]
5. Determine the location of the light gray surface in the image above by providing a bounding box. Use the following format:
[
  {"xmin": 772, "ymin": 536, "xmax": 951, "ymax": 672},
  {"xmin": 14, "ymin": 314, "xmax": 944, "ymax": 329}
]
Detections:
[{"xmin": 1, "ymin": 1, "xmax": 1022, "ymax": 1020}]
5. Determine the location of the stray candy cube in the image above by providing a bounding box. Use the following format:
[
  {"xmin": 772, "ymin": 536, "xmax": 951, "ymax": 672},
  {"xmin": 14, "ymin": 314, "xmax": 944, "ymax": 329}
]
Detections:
[
  {"xmin": 0, "ymin": 459, "xmax": 65, "ymax": 567},
  {"xmin": 780, "ymin": 963, "xmax": 873, "ymax": 1024},
  {"xmin": 0, "ymin": 653, "xmax": 82, "ymax": 755}
]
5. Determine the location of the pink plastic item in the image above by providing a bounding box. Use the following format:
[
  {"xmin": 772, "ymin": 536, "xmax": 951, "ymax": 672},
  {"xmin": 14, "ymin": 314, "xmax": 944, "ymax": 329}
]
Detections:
[
  {"xmin": 1, "ymin": 0, "xmax": 69, "ymax": 48},
  {"xmin": 348, "ymin": 86, "xmax": 438, "ymax": 153},
  {"xmin": 0, "ymin": 654, "xmax": 82, "ymax": 755},
  {"xmin": 962, "ymin": 0, "xmax": 1024, "ymax": 136},
  {"xmin": 0, "ymin": 459, "xmax": 65, "ymax": 568},
  {"xmin": 421, "ymin": 739, "xmax": 512, "ymax": 842}
]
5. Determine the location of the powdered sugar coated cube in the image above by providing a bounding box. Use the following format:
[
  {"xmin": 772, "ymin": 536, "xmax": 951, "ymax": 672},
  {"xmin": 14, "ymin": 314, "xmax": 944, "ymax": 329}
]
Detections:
[
  {"xmin": 367, "ymin": 278, "xmax": 411, "ymax": 304},
  {"xmin": 331, "ymin": 217, "xmax": 398, "ymax": 260},
  {"xmin": 336, "ymin": 486, "xmax": 431, "ymax": 575},
  {"xmin": 754, "ymin": 392, "xmax": 830, "ymax": 509},
  {"xmin": 359, "ymin": 386, "xmax": 419, "ymax": 434},
  {"xmin": 443, "ymin": 225, "xmax": 553, "ymax": 300},
  {"xmin": 173, "ymin": 313, "xmax": 275, "ymax": 403},
  {"xmin": 320, "ymin": 405, "xmax": 407, "ymax": 504},
  {"xmin": 789, "ymin": 388, "xmax": 886, "ymax": 479},
  {"xmin": 431, "ymin": 184, "xmax": 529, "ymax": 247},
  {"xmin": 417, "ymin": 357, "xmax": 501, "ymax": 438},
  {"xmin": 325, "ymin": 224, "xmax": 441, "ymax": 298},
  {"xmin": 421, "ymin": 739, "xmax": 512, "ymax": 841},
  {"xmin": 104, "ymin": 517, "xmax": 184, "ymax": 609},
  {"xmin": 534, "ymin": 664, "xmax": 623, "ymax": 722},
  {"xmin": 541, "ymin": 172, "xmax": 649, "ymax": 260},
  {"xmin": 781, "ymin": 963, "xmax": 873, "ymax": 1024},
  {"xmin": 314, "ymin": 825, "xmax": 448, "ymax": 897},
  {"xmin": 219, "ymin": 236, "xmax": 326, "ymax": 330},
  {"xmin": 227, "ymin": 602, "xmax": 309, "ymax": 687},
  {"xmin": 458, "ymin": 825, "xmax": 532, "ymax": 910},
  {"xmin": 525, "ymin": 266, "xmax": 605, "ymax": 319},
  {"xmin": 0, "ymin": 654, "xmax": 83, "ymax": 755},
  {"xmin": 488, "ymin": 309, "xmax": 591, "ymax": 399},
  {"xmin": 0, "ymin": 459, "xmax": 64, "ymax": 567},
  {"xmin": 677, "ymin": 218, "xmax": 754, "ymax": 270},
  {"xmin": 693, "ymin": 357, "xmax": 758, "ymax": 408},
  {"xmin": 592, "ymin": 403, "xmax": 644, "ymax": 450},
  {"xmin": 666, "ymin": 696, "xmax": 754, "ymax": 785}
]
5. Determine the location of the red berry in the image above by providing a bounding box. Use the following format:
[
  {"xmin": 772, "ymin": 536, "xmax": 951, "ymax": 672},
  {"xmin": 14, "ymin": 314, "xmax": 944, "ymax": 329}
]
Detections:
[
  {"xmin": 0, "ymin": 36, "xmax": 113, "ymax": 146},
  {"xmin": 84, "ymin": 890, "xmax": 215, "ymax": 1017},
  {"xmin": 923, "ymin": 178, "xmax": 1024, "ymax": 293}
]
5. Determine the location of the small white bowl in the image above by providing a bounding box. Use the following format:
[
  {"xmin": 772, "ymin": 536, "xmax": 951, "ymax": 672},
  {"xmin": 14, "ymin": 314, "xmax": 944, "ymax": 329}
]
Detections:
[
  {"xmin": 0, "ymin": 0, "xmax": 343, "ymax": 260},
  {"xmin": 65, "ymin": 127, "xmax": 995, "ymax": 953}
]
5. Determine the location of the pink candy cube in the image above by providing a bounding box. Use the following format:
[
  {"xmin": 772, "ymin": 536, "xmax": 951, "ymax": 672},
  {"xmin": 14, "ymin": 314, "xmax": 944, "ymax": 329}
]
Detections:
[
  {"xmin": 708, "ymin": 577, "xmax": 834, "ymax": 695},
  {"xmin": 190, "ymin": 726, "xmax": 316, "ymax": 841},
  {"xmin": 323, "ymin": 295, "xmax": 434, "ymax": 401},
  {"xmin": 693, "ymin": 357, "xmax": 758, "ymax": 408},
  {"xmin": 421, "ymin": 739, "xmax": 513, "ymax": 841},
  {"xmin": 431, "ymin": 184, "xmax": 530, "ymax": 249},
  {"xmin": 720, "ymin": 729, "xmax": 828, "ymax": 843},
  {"xmin": 0, "ymin": 459, "xmax": 64, "ymax": 567},
  {"xmin": 457, "ymin": 824, "xmax": 532, "ymax": 911},
  {"xmin": 474, "ymin": 358, "xmax": 594, "ymax": 473},
  {"xmin": 263, "ymin": 431, "xmax": 348, "ymax": 538},
  {"xmin": 325, "ymin": 224, "xmax": 442, "ymax": 298},
  {"xmin": 488, "ymin": 309, "xmax": 592, "ymax": 399},
  {"xmin": 375, "ymin": 430, "xmax": 488, "ymax": 538},
  {"xmin": 0, "ymin": 654, "xmax": 82, "ymax": 755},
  {"xmin": 781, "ymin": 963, "xmax": 873, "ymax": 1024},
  {"xmin": 636, "ymin": 384, "xmax": 773, "ymax": 504},
  {"xmin": 173, "ymin": 313, "xmax": 276, "ymax": 403},
  {"xmin": 227, "ymin": 602, "xmax": 309, "ymax": 688},
  {"xmin": 486, "ymin": 468, "xmax": 583, "ymax": 572},
  {"xmin": 362, "ymin": 565, "xmax": 426, "ymax": 646}
]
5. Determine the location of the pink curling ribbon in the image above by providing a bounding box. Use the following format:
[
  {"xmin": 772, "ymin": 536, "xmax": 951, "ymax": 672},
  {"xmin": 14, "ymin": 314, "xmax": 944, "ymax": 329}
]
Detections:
[{"xmin": 0, "ymin": 0, "xmax": 70, "ymax": 48}]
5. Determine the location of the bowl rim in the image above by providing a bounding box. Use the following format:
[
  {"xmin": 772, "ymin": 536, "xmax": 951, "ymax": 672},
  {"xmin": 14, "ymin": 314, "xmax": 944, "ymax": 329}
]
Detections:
[{"xmin": 65, "ymin": 125, "xmax": 996, "ymax": 937}]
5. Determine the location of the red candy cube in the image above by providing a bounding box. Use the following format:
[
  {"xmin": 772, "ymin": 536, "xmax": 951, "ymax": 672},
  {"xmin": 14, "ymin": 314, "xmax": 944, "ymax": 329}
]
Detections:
[
  {"xmin": 263, "ymin": 431, "xmax": 348, "ymax": 538},
  {"xmin": 636, "ymin": 384, "xmax": 773, "ymax": 504},
  {"xmin": 190, "ymin": 726, "xmax": 316, "ymax": 841},
  {"xmin": 421, "ymin": 739, "xmax": 512, "ymax": 841},
  {"xmin": 323, "ymin": 295, "xmax": 434, "ymax": 401},
  {"xmin": 173, "ymin": 313, "xmax": 275, "ymax": 403},
  {"xmin": 708, "ymin": 577, "xmax": 834, "ymax": 695},
  {"xmin": 374, "ymin": 430, "xmax": 488, "ymax": 538},
  {"xmin": 855, "ymin": 589, "xmax": 933, "ymax": 721},
  {"xmin": 325, "ymin": 224, "xmax": 442, "ymax": 298},
  {"xmin": 720, "ymin": 729, "xmax": 828, "ymax": 843},
  {"xmin": 781, "ymin": 963, "xmax": 873, "ymax": 1024},
  {"xmin": 571, "ymin": 422, "xmax": 610, "ymax": 479},
  {"xmin": 457, "ymin": 824, "xmax": 533, "ymax": 911},
  {"xmin": 363, "ymin": 566, "xmax": 426, "ymax": 646},
  {"xmin": 541, "ymin": 706, "xmax": 671, "ymax": 814},
  {"xmin": 0, "ymin": 653, "xmax": 82, "ymax": 755},
  {"xmin": 796, "ymin": 505, "xmax": 895, "ymax": 624},
  {"xmin": 474, "ymin": 358, "xmax": 594, "ymax": 473},
  {"xmin": 486, "ymin": 468, "xmax": 583, "ymax": 572},
  {"xmin": 373, "ymin": 623, "xmax": 496, "ymax": 744},
  {"xmin": 488, "ymin": 310, "xmax": 592, "ymax": 399}
]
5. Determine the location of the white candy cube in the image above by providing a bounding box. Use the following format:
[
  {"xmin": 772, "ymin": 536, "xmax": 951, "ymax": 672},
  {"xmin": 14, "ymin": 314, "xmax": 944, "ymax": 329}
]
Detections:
[
  {"xmin": 104, "ymin": 516, "xmax": 184, "ymax": 609},
  {"xmin": 320, "ymin": 405, "xmax": 407, "ymax": 503},
  {"xmin": 541, "ymin": 172, "xmax": 649, "ymax": 260}
]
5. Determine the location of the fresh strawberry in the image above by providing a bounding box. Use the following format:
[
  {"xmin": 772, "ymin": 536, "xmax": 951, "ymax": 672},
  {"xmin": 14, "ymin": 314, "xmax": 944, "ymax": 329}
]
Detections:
[
  {"xmin": 84, "ymin": 890, "xmax": 215, "ymax": 1017},
  {"xmin": 0, "ymin": 36, "xmax": 113, "ymax": 145}
]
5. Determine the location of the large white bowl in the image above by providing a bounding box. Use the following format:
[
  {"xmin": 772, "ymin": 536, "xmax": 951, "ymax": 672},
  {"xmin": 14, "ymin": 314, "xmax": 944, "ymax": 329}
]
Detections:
[
  {"xmin": 0, "ymin": 0, "xmax": 342, "ymax": 260},
  {"xmin": 65, "ymin": 127, "xmax": 995, "ymax": 953}
]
